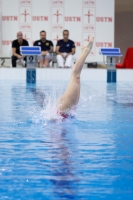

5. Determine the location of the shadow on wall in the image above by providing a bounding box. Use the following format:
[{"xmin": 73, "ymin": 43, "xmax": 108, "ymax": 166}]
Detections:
[{"xmin": 115, "ymin": 11, "xmax": 133, "ymax": 62}]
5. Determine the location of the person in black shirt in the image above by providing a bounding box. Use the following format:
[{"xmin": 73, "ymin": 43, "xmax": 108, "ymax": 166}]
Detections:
[
  {"xmin": 56, "ymin": 30, "xmax": 76, "ymax": 68},
  {"xmin": 12, "ymin": 31, "xmax": 29, "ymax": 67},
  {"xmin": 34, "ymin": 30, "xmax": 53, "ymax": 68}
]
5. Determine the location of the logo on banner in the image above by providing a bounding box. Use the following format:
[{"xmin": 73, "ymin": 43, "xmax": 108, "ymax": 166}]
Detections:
[
  {"xmin": 52, "ymin": 33, "xmax": 62, "ymax": 46},
  {"xmin": 83, "ymin": 0, "xmax": 96, "ymax": 6},
  {"xmin": 19, "ymin": 7, "xmax": 32, "ymax": 30},
  {"xmin": 96, "ymin": 42, "xmax": 112, "ymax": 47},
  {"xmin": 85, "ymin": 10, "xmax": 94, "ymax": 23},
  {"xmin": 53, "ymin": 9, "xmax": 62, "ymax": 23},
  {"xmin": 32, "ymin": 16, "xmax": 48, "ymax": 21},
  {"xmin": 21, "ymin": 9, "xmax": 30, "ymax": 22},
  {"xmin": 74, "ymin": 42, "xmax": 81, "ymax": 47},
  {"xmin": 0, "ymin": 7, "xmax": 1, "ymax": 30},
  {"xmin": 53, "ymin": 35, "xmax": 60, "ymax": 42},
  {"xmin": 2, "ymin": 16, "xmax": 18, "ymax": 21},
  {"xmin": 52, "ymin": 0, "xmax": 64, "ymax": 6},
  {"xmin": 23, "ymin": 32, "xmax": 32, "ymax": 44},
  {"xmin": 19, "ymin": 0, "xmax": 32, "ymax": 5},
  {"xmin": 83, "ymin": 33, "xmax": 95, "ymax": 55},
  {"xmin": 52, "ymin": 8, "xmax": 64, "ymax": 31},
  {"xmin": 65, "ymin": 16, "xmax": 81, "ymax": 22},
  {"xmin": 96, "ymin": 17, "xmax": 113, "ymax": 22},
  {"xmin": 2, "ymin": 40, "xmax": 12, "ymax": 45},
  {"xmin": 83, "ymin": 8, "xmax": 95, "ymax": 31}
]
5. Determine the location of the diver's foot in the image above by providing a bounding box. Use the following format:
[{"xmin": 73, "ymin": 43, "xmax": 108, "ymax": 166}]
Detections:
[{"xmin": 82, "ymin": 37, "xmax": 94, "ymax": 55}]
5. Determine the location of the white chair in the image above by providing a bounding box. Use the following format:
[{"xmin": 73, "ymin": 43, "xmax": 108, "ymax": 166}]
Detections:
[{"xmin": 50, "ymin": 52, "xmax": 56, "ymax": 68}]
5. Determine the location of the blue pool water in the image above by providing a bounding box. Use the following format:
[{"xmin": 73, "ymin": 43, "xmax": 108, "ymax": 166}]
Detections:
[{"xmin": 0, "ymin": 80, "xmax": 133, "ymax": 200}]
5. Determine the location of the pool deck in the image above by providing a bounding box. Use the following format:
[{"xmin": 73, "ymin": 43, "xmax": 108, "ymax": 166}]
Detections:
[{"xmin": 0, "ymin": 68, "xmax": 133, "ymax": 81}]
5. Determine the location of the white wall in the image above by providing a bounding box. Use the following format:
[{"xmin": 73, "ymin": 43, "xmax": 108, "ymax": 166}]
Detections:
[{"xmin": 0, "ymin": 0, "xmax": 114, "ymax": 62}]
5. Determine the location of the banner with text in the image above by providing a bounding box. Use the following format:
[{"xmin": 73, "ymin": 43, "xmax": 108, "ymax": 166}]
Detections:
[{"xmin": 0, "ymin": 0, "xmax": 114, "ymax": 62}]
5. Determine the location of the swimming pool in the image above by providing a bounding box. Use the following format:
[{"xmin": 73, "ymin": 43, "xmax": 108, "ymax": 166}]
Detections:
[{"xmin": 0, "ymin": 80, "xmax": 133, "ymax": 200}]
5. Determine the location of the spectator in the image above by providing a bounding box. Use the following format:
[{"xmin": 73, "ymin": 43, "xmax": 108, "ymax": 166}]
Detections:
[
  {"xmin": 12, "ymin": 31, "xmax": 29, "ymax": 67},
  {"xmin": 34, "ymin": 30, "xmax": 53, "ymax": 68},
  {"xmin": 56, "ymin": 30, "xmax": 76, "ymax": 68}
]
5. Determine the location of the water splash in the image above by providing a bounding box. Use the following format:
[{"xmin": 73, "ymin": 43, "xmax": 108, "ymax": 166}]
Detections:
[
  {"xmin": 29, "ymin": 87, "xmax": 108, "ymax": 126},
  {"xmin": 41, "ymin": 92, "xmax": 77, "ymax": 123},
  {"xmin": 29, "ymin": 82, "xmax": 104, "ymax": 124}
]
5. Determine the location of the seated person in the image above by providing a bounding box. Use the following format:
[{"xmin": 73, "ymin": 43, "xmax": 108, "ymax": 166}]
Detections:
[
  {"xmin": 12, "ymin": 31, "xmax": 29, "ymax": 67},
  {"xmin": 56, "ymin": 30, "xmax": 76, "ymax": 68},
  {"xmin": 34, "ymin": 30, "xmax": 53, "ymax": 68}
]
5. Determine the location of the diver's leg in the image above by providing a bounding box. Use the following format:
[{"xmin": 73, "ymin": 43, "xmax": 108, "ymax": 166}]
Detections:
[{"xmin": 57, "ymin": 38, "xmax": 94, "ymax": 112}]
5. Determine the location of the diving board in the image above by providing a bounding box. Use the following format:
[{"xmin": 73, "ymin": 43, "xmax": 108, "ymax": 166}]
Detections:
[
  {"xmin": 100, "ymin": 48, "xmax": 123, "ymax": 83},
  {"xmin": 20, "ymin": 46, "xmax": 41, "ymax": 68},
  {"xmin": 100, "ymin": 48, "xmax": 122, "ymax": 56},
  {"xmin": 20, "ymin": 46, "xmax": 41, "ymax": 55},
  {"xmin": 20, "ymin": 46, "xmax": 41, "ymax": 84},
  {"xmin": 100, "ymin": 48, "xmax": 122, "ymax": 67}
]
